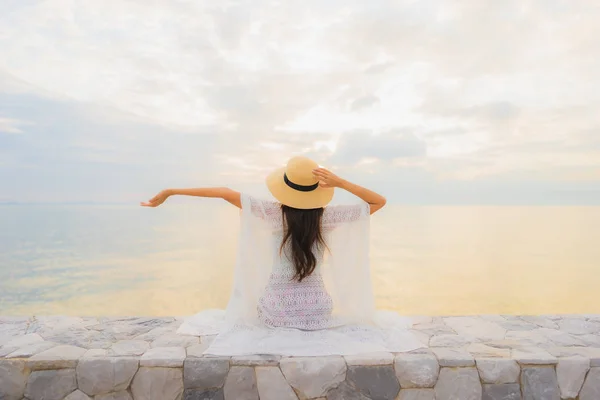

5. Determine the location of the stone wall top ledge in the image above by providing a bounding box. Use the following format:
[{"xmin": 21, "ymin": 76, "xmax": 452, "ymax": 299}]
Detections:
[{"xmin": 2, "ymin": 314, "xmax": 600, "ymax": 400}]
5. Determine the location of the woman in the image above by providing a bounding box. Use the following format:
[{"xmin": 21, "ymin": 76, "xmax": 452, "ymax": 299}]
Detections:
[{"xmin": 141, "ymin": 156, "xmax": 424, "ymax": 356}]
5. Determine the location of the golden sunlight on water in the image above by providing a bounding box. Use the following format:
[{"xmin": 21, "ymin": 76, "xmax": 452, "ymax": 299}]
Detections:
[{"xmin": 2, "ymin": 205, "xmax": 600, "ymax": 316}]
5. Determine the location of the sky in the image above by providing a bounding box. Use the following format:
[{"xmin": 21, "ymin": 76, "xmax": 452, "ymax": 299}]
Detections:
[{"xmin": 0, "ymin": 0, "xmax": 599, "ymax": 204}]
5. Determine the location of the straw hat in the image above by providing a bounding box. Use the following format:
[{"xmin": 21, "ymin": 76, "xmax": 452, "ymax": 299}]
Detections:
[{"xmin": 266, "ymin": 156, "xmax": 334, "ymax": 209}]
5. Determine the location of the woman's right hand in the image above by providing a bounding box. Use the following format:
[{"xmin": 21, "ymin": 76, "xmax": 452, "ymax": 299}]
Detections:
[
  {"xmin": 313, "ymin": 168, "xmax": 345, "ymax": 189},
  {"xmin": 140, "ymin": 189, "xmax": 171, "ymax": 207}
]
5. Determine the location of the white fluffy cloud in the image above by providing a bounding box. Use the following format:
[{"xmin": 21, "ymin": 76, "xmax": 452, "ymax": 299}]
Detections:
[{"xmin": 0, "ymin": 0, "xmax": 599, "ymax": 203}]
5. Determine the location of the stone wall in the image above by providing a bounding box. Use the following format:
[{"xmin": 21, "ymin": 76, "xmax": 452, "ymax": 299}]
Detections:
[
  {"xmin": 2, "ymin": 351, "xmax": 600, "ymax": 400},
  {"xmin": 2, "ymin": 315, "xmax": 600, "ymax": 399}
]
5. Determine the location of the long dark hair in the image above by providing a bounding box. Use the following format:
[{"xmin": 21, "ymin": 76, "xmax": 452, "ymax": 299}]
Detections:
[{"xmin": 280, "ymin": 205, "xmax": 327, "ymax": 282}]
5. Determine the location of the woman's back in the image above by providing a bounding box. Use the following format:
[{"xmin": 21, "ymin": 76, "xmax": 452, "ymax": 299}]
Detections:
[{"xmin": 247, "ymin": 196, "xmax": 367, "ymax": 330}]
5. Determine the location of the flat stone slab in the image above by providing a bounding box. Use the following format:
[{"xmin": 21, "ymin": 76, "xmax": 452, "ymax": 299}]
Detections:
[
  {"xmin": 482, "ymin": 383, "xmax": 521, "ymax": 400},
  {"xmin": 346, "ymin": 365, "xmax": 400, "ymax": 400},
  {"xmin": 431, "ymin": 347, "xmax": 475, "ymax": 367},
  {"xmin": 255, "ymin": 366, "xmax": 298, "ymax": 400},
  {"xmin": 140, "ymin": 347, "xmax": 185, "ymax": 367},
  {"xmin": 223, "ymin": 366, "xmax": 259, "ymax": 400},
  {"xmin": 521, "ymin": 366, "xmax": 560, "ymax": 400},
  {"xmin": 27, "ymin": 345, "xmax": 88, "ymax": 370},
  {"xmin": 76, "ymin": 356, "xmax": 138, "ymax": 395},
  {"xmin": 476, "ymin": 358, "xmax": 520, "ymax": 384},
  {"xmin": 131, "ymin": 367, "xmax": 183, "ymax": 400},
  {"xmin": 0, "ymin": 314, "xmax": 599, "ymax": 400},
  {"xmin": 344, "ymin": 351, "xmax": 394, "ymax": 365},
  {"xmin": 556, "ymin": 356, "xmax": 590, "ymax": 398},
  {"xmin": 435, "ymin": 367, "xmax": 482, "ymax": 400},
  {"xmin": 110, "ymin": 340, "xmax": 150, "ymax": 356},
  {"xmin": 580, "ymin": 367, "xmax": 600, "ymax": 400},
  {"xmin": 280, "ymin": 356, "xmax": 346, "ymax": 398},
  {"xmin": 395, "ymin": 352, "xmax": 440, "ymax": 388},
  {"xmin": 25, "ymin": 369, "xmax": 78, "ymax": 400},
  {"xmin": 231, "ymin": 354, "xmax": 281, "ymax": 366}
]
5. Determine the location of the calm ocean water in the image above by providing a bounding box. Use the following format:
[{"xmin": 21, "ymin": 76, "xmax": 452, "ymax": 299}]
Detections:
[{"xmin": 1, "ymin": 204, "xmax": 599, "ymax": 316}]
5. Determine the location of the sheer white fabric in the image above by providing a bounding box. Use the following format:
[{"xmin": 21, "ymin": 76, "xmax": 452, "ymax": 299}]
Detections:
[{"xmin": 177, "ymin": 193, "xmax": 425, "ymax": 356}]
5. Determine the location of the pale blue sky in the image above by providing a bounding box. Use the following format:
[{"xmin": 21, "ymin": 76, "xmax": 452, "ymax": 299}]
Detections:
[{"xmin": 0, "ymin": 0, "xmax": 599, "ymax": 204}]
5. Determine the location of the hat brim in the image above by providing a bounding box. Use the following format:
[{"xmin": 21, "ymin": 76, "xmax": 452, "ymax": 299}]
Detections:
[{"xmin": 266, "ymin": 167, "xmax": 334, "ymax": 209}]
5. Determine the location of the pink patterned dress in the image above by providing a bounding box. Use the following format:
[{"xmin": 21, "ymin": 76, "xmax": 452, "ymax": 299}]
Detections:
[{"xmin": 248, "ymin": 198, "xmax": 364, "ymax": 330}]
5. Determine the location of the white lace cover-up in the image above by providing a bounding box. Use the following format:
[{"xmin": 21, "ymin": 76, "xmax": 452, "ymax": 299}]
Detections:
[
  {"xmin": 254, "ymin": 198, "xmax": 362, "ymax": 330},
  {"xmin": 177, "ymin": 193, "xmax": 425, "ymax": 356}
]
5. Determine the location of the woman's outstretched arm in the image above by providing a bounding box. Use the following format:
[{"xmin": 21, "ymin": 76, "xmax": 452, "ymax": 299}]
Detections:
[
  {"xmin": 140, "ymin": 187, "xmax": 241, "ymax": 208},
  {"xmin": 312, "ymin": 168, "xmax": 386, "ymax": 214}
]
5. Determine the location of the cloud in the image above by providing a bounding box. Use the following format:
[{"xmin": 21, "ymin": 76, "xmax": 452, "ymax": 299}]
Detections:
[
  {"xmin": 0, "ymin": 0, "xmax": 599, "ymax": 203},
  {"xmin": 0, "ymin": 91, "xmax": 225, "ymax": 202},
  {"xmin": 332, "ymin": 129, "xmax": 426, "ymax": 165},
  {"xmin": 419, "ymin": 100, "xmax": 521, "ymax": 123},
  {"xmin": 0, "ymin": 117, "xmax": 30, "ymax": 134},
  {"xmin": 350, "ymin": 95, "xmax": 380, "ymax": 112}
]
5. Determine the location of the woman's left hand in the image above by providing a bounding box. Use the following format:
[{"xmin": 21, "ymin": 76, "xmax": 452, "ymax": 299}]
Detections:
[
  {"xmin": 140, "ymin": 190, "xmax": 171, "ymax": 207},
  {"xmin": 312, "ymin": 168, "xmax": 344, "ymax": 188}
]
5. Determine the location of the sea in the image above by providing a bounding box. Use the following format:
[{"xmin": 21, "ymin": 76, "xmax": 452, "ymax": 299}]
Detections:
[{"xmin": 1, "ymin": 204, "xmax": 599, "ymax": 316}]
